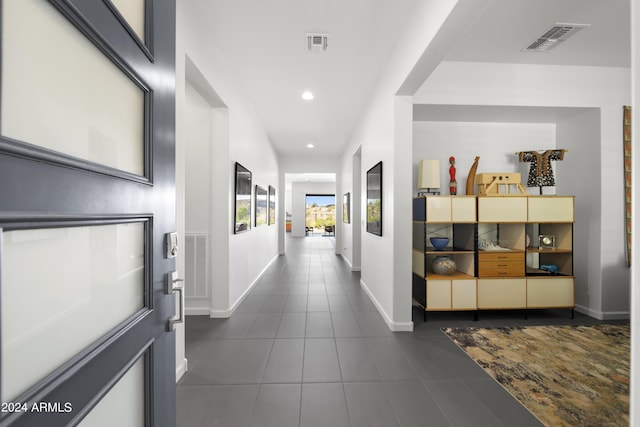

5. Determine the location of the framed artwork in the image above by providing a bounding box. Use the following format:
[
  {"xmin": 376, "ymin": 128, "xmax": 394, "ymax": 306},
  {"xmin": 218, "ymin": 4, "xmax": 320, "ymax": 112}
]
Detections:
[
  {"xmin": 343, "ymin": 192, "xmax": 350, "ymax": 224},
  {"xmin": 234, "ymin": 162, "xmax": 252, "ymax": 233},
  {"xmin": 268, "ymin": 185, "xmax": 276, "ymax": 225},
  {"xmin": 366, "ymin": 161, "xmax": 382, "ymax": 236},
  {"xmin": 255, "ymin": 185, "xmax": 268, "ymax": 227},
  {"xmin": 624, "ymin": 105, "xmax": 632, "ymax": 267}
]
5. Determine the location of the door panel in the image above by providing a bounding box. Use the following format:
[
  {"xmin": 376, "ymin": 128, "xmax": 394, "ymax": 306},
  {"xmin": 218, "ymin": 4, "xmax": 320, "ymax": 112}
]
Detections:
[
  {"xmin": 0, "ymin": 0, "xmax": 176, "ymax": 425},
  {"xmin": 77, "ymin": 356, "xmax": 145, "ymax": 427},
  {"xmin": 2, "ymin": 0, "xmax": 146, "ymax": 176},
  {"xmin": 2, "ymin": 222, "xmax": 146, "ymax": 401}
]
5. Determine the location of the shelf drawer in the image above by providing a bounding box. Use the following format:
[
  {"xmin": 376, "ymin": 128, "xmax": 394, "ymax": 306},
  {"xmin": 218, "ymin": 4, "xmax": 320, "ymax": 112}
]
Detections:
[
  {"xmin": 478, "ymin": 262, "xmax": 524, "ymax": 277},
  {"xmin": 478, "ymin": 252, "xmax": 524, "ymax": 262}
]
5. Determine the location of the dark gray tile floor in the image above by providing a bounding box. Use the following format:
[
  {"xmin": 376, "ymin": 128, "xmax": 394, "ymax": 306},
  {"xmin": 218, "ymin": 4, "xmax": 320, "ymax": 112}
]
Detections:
[{"xmin": 177, "ymin": 235, "xmax": 624, "ymax": 427}]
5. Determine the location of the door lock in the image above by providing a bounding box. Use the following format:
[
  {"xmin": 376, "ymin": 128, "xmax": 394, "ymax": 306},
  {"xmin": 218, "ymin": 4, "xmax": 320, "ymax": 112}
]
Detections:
[{"xmin": 165, "ymin": 232, "xmax": 179, "ymax": 258}]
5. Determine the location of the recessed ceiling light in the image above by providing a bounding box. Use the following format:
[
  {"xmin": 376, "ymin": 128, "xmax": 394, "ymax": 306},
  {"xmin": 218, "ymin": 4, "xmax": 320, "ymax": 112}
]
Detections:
[
  {"xmin": 302, "ymin": 91, "xmax": 314, "ymax": 101},
  {"xmin": 306, "ymin": 143, "xmax": 315, "ymax": 148}
]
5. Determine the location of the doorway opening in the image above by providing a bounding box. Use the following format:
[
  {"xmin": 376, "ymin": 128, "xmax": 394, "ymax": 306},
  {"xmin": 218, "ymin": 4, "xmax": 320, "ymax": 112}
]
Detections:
[{"xmin": 305, "ymin": 194, "xmax": 335, "ymax": 237}]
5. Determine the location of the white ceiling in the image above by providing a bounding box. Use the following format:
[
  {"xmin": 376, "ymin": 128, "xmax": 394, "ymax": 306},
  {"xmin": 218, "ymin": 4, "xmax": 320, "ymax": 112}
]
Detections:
[
  {"xmin": 190, "ymin": 0, "xmax": 630, "ymax": 163},
  {"xmin": 444, "ymin": 0, "xmax": 630, "ymax": 68},
  {"xmin": 285, "ymin": 173, "xmax": 336, "ymax": 190}
]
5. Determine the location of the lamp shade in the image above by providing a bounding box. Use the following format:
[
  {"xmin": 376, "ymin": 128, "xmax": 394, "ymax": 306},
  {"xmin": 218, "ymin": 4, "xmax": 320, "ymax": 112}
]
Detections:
[{"xmin": 418, "ymin": 159, "xmax": 440, "ymax": 190}]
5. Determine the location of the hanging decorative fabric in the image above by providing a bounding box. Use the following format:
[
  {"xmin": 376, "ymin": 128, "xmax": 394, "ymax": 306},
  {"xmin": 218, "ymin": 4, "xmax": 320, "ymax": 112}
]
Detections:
[{"xmin": 517, "ymin": 149, "xmax": 567, "ymax": 187}]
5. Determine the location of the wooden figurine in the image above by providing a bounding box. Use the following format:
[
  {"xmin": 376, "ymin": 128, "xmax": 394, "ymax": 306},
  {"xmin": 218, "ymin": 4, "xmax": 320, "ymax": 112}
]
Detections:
[
  {"xmin": 466, "ymin": 156, "xmax": 479, "ymax": 195},
  {"xmin": 449, "ymin": 156, "xmax": 457, "ymax": 195}
]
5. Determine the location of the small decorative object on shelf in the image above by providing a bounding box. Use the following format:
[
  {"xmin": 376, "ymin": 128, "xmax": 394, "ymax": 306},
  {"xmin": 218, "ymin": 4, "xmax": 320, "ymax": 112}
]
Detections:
[
  {"xmin": 475, "ymin": 173, "xmax": 527, "ymax": 195},
  {"xmin": 449, "ymin": 156, "xmax": 457, "ymax": 195},
  {"xmin": 539, "ymin": 234, "xmax": 556, "ymax": 249},
  {"xmin": 430, "ymin": 237, "xmax": 449, "ymax": 250},
  {"xmin": 417, "ymin": 159, "xmax": 441, "ymax": 196},
  {"xmin": 516, "ymin": 149, "xmax": 568, "ymax": 195},
  {"xmin": 541, "ymin": 264, "xmax": 559, "ymax": 274},
  {"xmin": 432, "ymin": 256, "xmax": 456, "ymax": 275},
  {"xmin": 466, "ymin": 156, "xmax": 479, "ymax": 195}
]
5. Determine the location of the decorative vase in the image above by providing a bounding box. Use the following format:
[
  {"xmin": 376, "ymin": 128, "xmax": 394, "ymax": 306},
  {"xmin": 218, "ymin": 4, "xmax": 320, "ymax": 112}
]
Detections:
[{"xmin": 432, "ymin": 256, "xmax": 456, "ymax": 276}]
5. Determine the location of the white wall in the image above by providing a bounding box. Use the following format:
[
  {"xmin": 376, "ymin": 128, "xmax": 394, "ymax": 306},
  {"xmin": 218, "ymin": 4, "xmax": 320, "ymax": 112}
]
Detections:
[
  {"xmin": 339, "ymin": 0, "xmax": 466, "ymax": 331},
  {"xmin": 291, "ymin": 182, "xmax": 336, "ymax": 237},
  {"xmin": 414, "ymin": 61, "xmax": 631, "ymax": 319},
  {"xmin": 556, "ymin": 110, "xmax": 604, "ymax": 315},
  {"xmin": 630, "ymin": 0, "xmax": 639, "ymax": 421},
  {"xmin": 413, "ymin": 121, "xmax": 557, "ymax": 197},
  {"xmin": 176, "ymin": 1, "xmax": 280, "ymax": 377}
]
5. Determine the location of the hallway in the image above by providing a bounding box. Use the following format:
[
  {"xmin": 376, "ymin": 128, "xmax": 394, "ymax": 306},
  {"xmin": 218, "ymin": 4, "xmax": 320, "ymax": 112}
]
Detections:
[{"xmin": 177, "ymin": 236, "xmax": 574, "ymax": 426}]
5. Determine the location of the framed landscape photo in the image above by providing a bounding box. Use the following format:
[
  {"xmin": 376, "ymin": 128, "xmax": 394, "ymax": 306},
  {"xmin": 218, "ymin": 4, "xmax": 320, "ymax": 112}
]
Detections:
[
  {"xmin": 234, "ymin": 162, "xmax": 252, "ymax": 233},
  {"xmin": 268, "ymin": 185, "xmax": 276, "ymax": 225},
  {"xmin": 255, "ymin": 185, "xmax": 268, "ymax": 226},
  {"xmin": 366, "ymin": 161, "xmax": 382, "ymax": 236},
  {"xmin": 343, "ymin": 192, "xmax": 350, "ymax": 224}
]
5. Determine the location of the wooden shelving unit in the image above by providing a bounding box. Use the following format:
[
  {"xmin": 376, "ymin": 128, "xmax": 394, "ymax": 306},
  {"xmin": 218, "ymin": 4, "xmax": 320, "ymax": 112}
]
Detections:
[{"xmin": 412, "ymin": 195, "xmax": 575, "ymax": 321}]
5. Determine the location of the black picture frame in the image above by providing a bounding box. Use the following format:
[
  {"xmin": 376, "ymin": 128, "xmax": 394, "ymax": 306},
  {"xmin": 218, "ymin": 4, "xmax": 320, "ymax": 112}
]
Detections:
[
  {"xmin": 255, "ymin": 185, "xmax": 268, "ymax": 227},
  {"xmin": 268, "ymin": 185, "xmax": 276, "ymax": 225},
  {"xmin": 343, "ymin": 192, "xmax": 350, "ymax": 224},
  {"xmin": 366, "ymin": 161, "xmax": 382, "ymax": 236},
  {"xmin": 234, "ymin": 162, "xmax": 252, "ymax": 233}
]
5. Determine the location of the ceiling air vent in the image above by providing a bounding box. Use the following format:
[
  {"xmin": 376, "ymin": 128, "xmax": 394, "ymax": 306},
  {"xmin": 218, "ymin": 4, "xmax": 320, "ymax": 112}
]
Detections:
[
  {"xmin": 523, "ymin": 23, "xmax": 590, "ymax": 52},
  {"xmin": 306, "ymin": 33, "xmax": 328, "ymax": 52}
]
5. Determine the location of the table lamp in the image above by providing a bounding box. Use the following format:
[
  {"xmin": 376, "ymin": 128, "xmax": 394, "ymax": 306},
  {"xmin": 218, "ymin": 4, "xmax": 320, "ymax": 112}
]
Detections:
[{"xmin": 417, "ymin": 159, "xmax": 441, "ymax": 196}]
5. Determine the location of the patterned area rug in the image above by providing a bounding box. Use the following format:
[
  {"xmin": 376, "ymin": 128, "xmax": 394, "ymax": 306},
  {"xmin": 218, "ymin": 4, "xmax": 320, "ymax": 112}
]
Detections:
[{"xmin": 443, "ymin": 324, "xmax": 630, "ymax": 427}]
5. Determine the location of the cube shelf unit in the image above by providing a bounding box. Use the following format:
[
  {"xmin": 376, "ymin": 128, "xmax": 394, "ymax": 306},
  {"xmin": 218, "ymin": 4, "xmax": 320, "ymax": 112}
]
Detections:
[
  {"xmin": 412, "ymin": 196, "xmax": 477, "ymax": 320},
  {"xmin": 412, "ymin": 195, "xmax": 574, "ymax": 321}
]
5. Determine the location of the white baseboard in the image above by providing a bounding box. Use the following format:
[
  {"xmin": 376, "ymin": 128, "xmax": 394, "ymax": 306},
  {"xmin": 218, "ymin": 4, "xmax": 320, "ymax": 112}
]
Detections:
[
  {"xmin": 176, "ymin": 357, "xmax": 188, "ymax": 382},
  {"xmin": 359, "ymin": 278, "xmax": 414, "ymax": 332},
  {"xmin": 575, "ymin": 304, "xmax": 630, "ymax": 320},
  {"xmin": 209, "ymin": 253, "xmax": 280, "ymax": 319},
  {"xmin": 185, "ymin": 307, "xmax": 211, "ymax": 316},
  {"xmin": 341, "ymin": 254, "xmax": 353, "ymax": 269},
  {"xmin": 209, "ymin": 308, "xmax": 231, "ymax": 318},
  {"xmin": 340, "ymin": 254, "xmax": 361, "ymax": 272}
]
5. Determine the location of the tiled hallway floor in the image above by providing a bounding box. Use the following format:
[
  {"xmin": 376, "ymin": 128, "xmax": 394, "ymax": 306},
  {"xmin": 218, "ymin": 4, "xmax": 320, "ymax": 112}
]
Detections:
[{"xmin": 177, "ymin": 235, "xmax": 617, "ymax": 426}]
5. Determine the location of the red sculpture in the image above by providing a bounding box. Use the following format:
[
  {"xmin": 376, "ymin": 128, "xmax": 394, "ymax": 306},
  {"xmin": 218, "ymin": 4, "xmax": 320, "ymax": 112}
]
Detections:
[{"xmin": 449, "ymin": 156, "xmax": 457, "ymax": 195}]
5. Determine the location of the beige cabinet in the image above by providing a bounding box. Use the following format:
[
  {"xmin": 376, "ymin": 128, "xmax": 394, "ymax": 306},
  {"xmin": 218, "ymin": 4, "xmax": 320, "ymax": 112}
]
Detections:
[
  {"xmin": 426, "ymin": 196, "xmax": 476, "ymax": 222},
  {"xmin": 426, "ymin": 280, "xmax": 451, "ymax": 309},
  {"xmin": 527, "ymin": 196, "xmax": 574, "ymax": 222},
  {"xmin": 478, "ymin": 197, "xmax": 527, "ymax": 222},
  {"xmin": 426, "ymin": 279, "xmax": 477, "ymax": 310},
  {"xmin": 452, "ymin": 279, "xmax": 477, "ymax": 309},
  {"xmin": 477, "ymin": 278, "xmax": 526, "ymax": 309},
  {"xmin": 527, "ymin": 277, "xmax": 574, "ymax": 308}
]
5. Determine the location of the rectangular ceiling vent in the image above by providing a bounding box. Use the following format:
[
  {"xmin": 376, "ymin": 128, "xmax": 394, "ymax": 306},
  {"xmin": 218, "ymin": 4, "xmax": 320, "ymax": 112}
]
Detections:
[
  {"xmin": 523, "ymin": 23, "xmax": 590, "ymax": 52},
  {"xmin": 306, "ymin": 33, "xmax": 328, "ymax": 52}
]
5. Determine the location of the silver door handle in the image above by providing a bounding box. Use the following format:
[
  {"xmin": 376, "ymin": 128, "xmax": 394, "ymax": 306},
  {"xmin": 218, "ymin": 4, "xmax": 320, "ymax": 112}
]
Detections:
[{"xmin": 166, "ymin": 271, "xmax": 185, "ymax": 332}]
